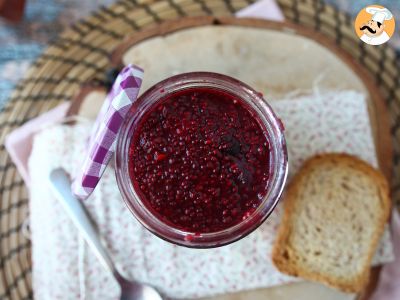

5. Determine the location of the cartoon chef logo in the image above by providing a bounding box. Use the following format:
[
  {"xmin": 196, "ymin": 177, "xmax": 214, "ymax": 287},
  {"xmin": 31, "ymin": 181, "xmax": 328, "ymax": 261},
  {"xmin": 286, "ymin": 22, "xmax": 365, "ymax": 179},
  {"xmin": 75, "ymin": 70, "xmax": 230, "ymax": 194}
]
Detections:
[{"xmin": 354, "ymin": 5, "xmax": 395, "ymax": 46}]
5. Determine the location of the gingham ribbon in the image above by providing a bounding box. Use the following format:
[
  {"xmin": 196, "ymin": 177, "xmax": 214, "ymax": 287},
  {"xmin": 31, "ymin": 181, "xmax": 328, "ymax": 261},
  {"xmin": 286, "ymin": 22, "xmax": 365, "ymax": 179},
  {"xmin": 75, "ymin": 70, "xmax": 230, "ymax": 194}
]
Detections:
[{"xmin": 72, "ymin": 64, "xmax": 144, "ymax": 200}]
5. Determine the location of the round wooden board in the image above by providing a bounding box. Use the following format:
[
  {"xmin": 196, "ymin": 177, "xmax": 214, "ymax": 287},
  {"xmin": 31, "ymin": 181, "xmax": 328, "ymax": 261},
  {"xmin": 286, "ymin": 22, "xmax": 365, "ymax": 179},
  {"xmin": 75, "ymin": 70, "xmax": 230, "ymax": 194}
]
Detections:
[{"xmin": 109, "ymin": 16, "xmax": 392, "ymax": 300}]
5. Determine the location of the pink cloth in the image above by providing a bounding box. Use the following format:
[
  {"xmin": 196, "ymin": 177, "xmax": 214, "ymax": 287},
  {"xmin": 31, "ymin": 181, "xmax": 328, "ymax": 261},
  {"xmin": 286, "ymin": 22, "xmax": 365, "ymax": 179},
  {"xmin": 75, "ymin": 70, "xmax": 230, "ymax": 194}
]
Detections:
[
  {"xmin": 4, "ymin": 102, "xmax": 70, "ymax": 186},
  {"xmin": 371, "ymin": 209, "xmax": 400, "ymax": 300},
  {"xmin": 3, "ymin": 0, "xmax": 400, "ymax": 299},
  {"xmin": 236, "ymin": 0, "xmax": 285, "ymax": 21}
]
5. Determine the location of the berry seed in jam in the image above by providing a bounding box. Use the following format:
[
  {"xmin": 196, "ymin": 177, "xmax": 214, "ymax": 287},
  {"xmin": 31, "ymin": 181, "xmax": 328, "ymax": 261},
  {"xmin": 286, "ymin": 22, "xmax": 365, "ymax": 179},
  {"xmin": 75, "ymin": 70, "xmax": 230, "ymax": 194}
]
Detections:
[{"xmin": 128, "ymin": 88, "xmax": 270, "ymax": 233}]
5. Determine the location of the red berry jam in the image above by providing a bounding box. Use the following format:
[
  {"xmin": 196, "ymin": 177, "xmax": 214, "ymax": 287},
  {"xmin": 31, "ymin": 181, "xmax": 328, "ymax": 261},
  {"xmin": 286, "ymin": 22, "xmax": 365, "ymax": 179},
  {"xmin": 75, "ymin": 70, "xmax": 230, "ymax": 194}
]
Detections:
[{"xmin": 128, "ymin": 87, "xmax": 270, "ymax": 233}]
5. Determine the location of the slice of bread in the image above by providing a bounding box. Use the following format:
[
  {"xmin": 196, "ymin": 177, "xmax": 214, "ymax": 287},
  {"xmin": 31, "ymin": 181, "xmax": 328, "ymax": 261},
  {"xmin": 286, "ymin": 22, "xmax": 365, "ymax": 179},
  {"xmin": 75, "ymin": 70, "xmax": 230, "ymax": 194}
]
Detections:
[{"xmin": 272, "ymin": 153, "xmax": 391, "ymax": 293}]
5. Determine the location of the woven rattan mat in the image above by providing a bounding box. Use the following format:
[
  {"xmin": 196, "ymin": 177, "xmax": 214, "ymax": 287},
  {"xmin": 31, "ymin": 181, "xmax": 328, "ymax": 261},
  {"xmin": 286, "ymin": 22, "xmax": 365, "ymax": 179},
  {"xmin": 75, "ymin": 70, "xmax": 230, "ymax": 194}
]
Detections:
[{"xmin": 0, "ymin": 0, "xmax": 399, "ymax": 299}]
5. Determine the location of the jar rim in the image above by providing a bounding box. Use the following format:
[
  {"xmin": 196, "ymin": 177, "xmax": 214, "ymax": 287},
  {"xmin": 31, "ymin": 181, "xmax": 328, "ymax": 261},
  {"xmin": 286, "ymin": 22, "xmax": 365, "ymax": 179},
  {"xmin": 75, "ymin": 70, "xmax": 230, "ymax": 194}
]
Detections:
[{"xmin": 115, "ymin": 72, "xmax": 288, "ymax": 248}]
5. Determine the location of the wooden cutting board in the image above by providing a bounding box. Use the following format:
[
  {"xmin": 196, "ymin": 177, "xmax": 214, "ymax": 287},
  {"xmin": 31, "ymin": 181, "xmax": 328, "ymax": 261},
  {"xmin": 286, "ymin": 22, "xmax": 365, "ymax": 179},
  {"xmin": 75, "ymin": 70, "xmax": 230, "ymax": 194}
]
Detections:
[{"xmin": 72, "ymin": 16, "xmax": 392, "ymax": 300}]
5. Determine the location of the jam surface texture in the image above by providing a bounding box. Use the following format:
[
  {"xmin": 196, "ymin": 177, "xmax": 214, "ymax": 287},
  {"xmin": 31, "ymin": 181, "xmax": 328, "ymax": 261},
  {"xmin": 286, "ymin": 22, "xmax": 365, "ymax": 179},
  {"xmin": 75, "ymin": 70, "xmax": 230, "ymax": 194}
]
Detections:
[{"xmin": 129, "ymin": 87, "xmax": 270, "ymax": 233}]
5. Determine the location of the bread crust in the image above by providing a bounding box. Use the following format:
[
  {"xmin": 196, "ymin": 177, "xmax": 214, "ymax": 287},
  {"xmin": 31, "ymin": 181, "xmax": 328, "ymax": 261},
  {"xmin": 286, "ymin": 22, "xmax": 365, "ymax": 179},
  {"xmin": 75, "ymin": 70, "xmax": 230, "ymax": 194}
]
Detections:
[{"xmin": 271, "ymin": 153, "xmax": 391, "ymax": 293}]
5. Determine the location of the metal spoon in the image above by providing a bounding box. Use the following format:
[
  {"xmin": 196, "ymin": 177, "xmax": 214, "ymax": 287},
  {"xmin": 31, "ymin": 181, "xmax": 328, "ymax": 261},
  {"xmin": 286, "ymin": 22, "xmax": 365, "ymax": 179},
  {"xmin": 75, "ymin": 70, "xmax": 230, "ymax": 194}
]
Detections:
[{"xmin": 49, "ymin": 168, "xmax": 164, "ymax": 300}]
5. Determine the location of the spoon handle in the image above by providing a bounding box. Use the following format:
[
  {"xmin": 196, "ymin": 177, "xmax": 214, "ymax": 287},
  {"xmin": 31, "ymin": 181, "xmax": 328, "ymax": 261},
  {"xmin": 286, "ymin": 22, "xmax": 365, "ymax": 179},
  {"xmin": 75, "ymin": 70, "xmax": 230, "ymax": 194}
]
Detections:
[{"xmin": 49, "ymin": 168, "xmax": 122, "ymax": 281}]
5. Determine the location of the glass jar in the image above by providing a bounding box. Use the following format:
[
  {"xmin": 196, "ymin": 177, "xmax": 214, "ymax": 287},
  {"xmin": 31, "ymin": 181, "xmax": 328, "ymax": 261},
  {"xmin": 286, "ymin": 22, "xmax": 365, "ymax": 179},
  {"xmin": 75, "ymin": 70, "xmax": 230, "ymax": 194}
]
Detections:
[{"xmin": 115, "ymin": 72, "xmax": 288, "ymax": 248}]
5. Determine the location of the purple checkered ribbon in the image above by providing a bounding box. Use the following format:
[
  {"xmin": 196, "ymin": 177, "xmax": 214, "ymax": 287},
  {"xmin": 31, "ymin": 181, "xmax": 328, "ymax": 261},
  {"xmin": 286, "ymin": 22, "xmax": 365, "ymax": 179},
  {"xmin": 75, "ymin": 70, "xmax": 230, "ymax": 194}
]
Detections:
[{"xmin": 72, "ymin": 64, "xmax": 144, "ymax": 200}]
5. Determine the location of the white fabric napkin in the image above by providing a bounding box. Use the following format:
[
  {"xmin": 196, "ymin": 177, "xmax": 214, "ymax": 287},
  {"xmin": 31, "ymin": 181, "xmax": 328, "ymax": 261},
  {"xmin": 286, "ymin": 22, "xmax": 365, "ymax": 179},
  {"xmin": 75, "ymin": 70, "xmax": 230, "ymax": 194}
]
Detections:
[{"xmin": 29, "ymin": 90, "xmax": 394, "ymax": 299}]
